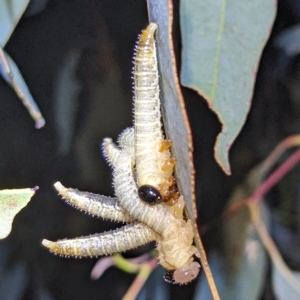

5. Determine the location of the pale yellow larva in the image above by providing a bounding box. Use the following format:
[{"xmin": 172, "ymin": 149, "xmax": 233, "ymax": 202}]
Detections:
[
  {"xmin": 117, "ymin": 127, "xmax": 135, "ymax": 149},
  {"xmin": 102, "ymin": 127, "xmax": 135, "ymax": 169},
  {"xmin": 114, "ymin": 146, "xmax": 199, "ymax": 275},
  {"xmin": 54, "ymin": 181, "xmax": 133, "ymax": 223},
  {"xmin": 102, "ymin": 138, "xmax": 120, "ymax": 168},
  {"xmin": 133, "ymin": 23, "xmax": 175, "ymax": 200},
  {"xmin": 42, "ymin": 23, "xmax": 200, "ymax": 285},
  {"xmin": 42, "ymin": 223, "xmax": 159, "ymax": 258}
]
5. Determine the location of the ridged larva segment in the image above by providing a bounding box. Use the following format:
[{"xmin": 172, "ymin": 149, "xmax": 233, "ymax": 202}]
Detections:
[
  {"xmin": 42, "ymin": 223, "xmax": 159, "ymax": 257},
  {"xmin": 102, "ymin": 138, "xmax": 120, "ymax": 168},
  {"xmin": 114, "ymin": 147, "xmax": 198, "ymax": 271},
  {"xmin": 114, "ymin": 147, "xmax": 171, "ymax": 234},
  {"xmin": 54, "ymin": 182, "xmax": 134, "ymax": 223},
  {"xmin": 133, "ymin": 23, "xmax": 174, "ymax": 195},
  {"xmin": 102, "ymin": 127, "xmax": 135, "ymax": 169},
  {"xmin": 118, "ymin": 127, "xmax": 135, "ymax": 149},
  {"xmin": 42, "ymin": 23, "xmax": 201, "ymax": 284},
  {"xmin": 117, "ymin": 127, "xmax": 135, "ymax": 166}
]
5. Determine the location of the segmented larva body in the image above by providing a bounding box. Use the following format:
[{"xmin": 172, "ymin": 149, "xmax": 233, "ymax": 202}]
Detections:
[
  {"xmin": 102, "ymin": 127, "xmax": 135, "ymax": 168},
  {"xmin": 114, "ymin": 147, "xmax": 199, "ymax": 274},
  {"xmin": 102, "ymin": 138, "xmax": 120, "ymax": 168},
  {"xmin": 133, "ymin": 23, "xmax": 175, "ymax": 199},
  {"xmin": 117, "ymin": 127, "xmax": 135, "ymax": 149},
  {"xmin": 53, "ymin": 182, "xmax": 134, "ymax": 223},
  {"xmin": 42, "ymin": 23, "xmax": 201, "ymax": 285},
  {"xmin": 43, "ymin": 178, "xmax": 199, "ymax": 283},
  {"xmin": 42, "ymin": 223, "xmax": 159, "ymax": 257},
  {"xmin": 42, "ymin": 181, "xmax": 159, "ymax": 258}
]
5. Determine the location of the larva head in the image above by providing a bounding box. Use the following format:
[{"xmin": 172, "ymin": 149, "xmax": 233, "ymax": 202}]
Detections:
[
  {"xmin": 138, "ymin": 185, "xmax": 162, "ymax": 205},
  {"xmin": 163, "ymin": 261, "xmax": 200, "ymax": 285}
]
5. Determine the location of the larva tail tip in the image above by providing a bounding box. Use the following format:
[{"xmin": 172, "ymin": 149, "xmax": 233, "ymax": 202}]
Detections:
[
  {"xmin": 148, "ymin": 23, "xmax": 157, "ymax": 32},
  {"xmin": 42, "ymin": 239, "xmax": 55, "ymax": 249},
  {"xmin": 54, "ymin": 181, "xmax": 64, "ymax": 191},
  {"xmin": 103, "ymin": 137, "xmax": 112, "ymax": 145},
  {"xmin": 140, "ymin": 23, "xmax": 157, "ymax": 43}
]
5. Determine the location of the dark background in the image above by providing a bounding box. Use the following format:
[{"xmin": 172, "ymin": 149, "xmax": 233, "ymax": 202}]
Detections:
[{"xmin": 1, "ymin": 0, "xmax": 300, "ymax": 299}]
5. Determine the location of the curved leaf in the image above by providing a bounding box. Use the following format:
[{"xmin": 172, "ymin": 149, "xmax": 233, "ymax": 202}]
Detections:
[
  {"xmin": 0, "ymin": 48, "xmax": 45, "ymax": 128},
  {"xmin": 0, "ymin": 187, "xmax": 38, "ymax": 239},
  {"xmin": 180, "ymin": 0, "xmax": 277, "ymax": 174},
  {"xmin": 147, "ymin": 1, "xmax": 220, "ymax": 299},
  {"xmin": 147, "ymin": 0, "xmax": 196, "ymax": 221},
  {"xmin": 0, "ymin": 1, "xmax": 45, "ymax": 128},
  {"xmin": 0, "ymin": 0, "xmax": 29, "ymax": 46},
  {"xmin": 273, "ymin": 268, "xmax": 300, "ymax": 300}
]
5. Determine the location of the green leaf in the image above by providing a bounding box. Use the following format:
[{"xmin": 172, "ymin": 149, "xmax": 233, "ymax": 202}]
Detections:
[
  {"xmin": 0, "ymin": 1, "xmax": 45, "ymax": 128},
  {"xmin": 0, "ymin": 0, "xmax": 29, "ymax": 46},
  {"xmin": 0, "ymin": 187, "xmax": 38, "ymax": 239},
  {"xmin": 273, "ymin": 268, "xmax": 300, "ymax": 300},
  {"xmin": 180, "ymin": 0, "xmax": 276, "ymax": 174},
  {"xmin": 147, "ymin": 0, "xmax": 197, "ymax": 221},
  {"xmin": 147, "ymin": 1, "xmax": 220, "ymax": 299},
  {"xmin": 0, "ymin": 48, "xmax": 45, "ymax": 128}
]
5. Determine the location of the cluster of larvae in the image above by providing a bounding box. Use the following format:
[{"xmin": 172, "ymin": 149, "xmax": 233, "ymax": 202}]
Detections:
[{"xmin": 42, "ymin": 23, "xmax": 200, "ymax": 284}]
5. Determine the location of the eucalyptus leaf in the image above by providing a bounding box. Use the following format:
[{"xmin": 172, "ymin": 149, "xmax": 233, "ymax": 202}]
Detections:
[
  {"xmin": 0, "ymin": 0, "xmax": 29, "ymax": 46},
  {"xmin": 0, "ymin": 48, "xmax": 45, "ymax": 128},
  {"xmin": 180, "ymin": 0, "xmax": 276, "ymax": 174},
  {"xmin": 147, "ymin": 0, "xmax": 196, "ymax": 222},
  {"xmin": 0, "ymin": 187, "xmax": 38, "ymax": 239},
  {"xmin": 273, "ymin": 268, "xmax": 300, "ymax": 300},
  {"xmin": 147, "ymin": 1, "xmax": 219, "ymax": 299},
  {"xmin": 0, "ymin": 0, "xmax": 45, "ymax": 128}
]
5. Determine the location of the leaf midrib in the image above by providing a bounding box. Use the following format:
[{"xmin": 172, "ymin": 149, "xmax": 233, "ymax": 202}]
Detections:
[{"xmin": 211, "ymin": 0, "xmax": 226, "ymax": 102}]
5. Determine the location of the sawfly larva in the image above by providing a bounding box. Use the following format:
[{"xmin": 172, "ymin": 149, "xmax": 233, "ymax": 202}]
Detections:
[
  {"xmin": 113, "ymin": 146, "xmax": 200, "ymax": 282},
  {"xmin": 133, "ymin": 23, "xmax": 176, "ymax": 202},
  {"xmin": 42, "ymin": 23, "xmax": 200, "ymax": 285}
]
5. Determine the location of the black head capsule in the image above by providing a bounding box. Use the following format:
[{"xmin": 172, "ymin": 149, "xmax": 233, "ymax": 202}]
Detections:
[{"xmin": 138, "ymin": 185, "xmax": 162, "ymax": 205}]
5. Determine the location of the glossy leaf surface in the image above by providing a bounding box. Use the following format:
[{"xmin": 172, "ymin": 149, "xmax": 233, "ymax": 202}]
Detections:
[
  {"xmin": 180, "ymin": 0, "xmax": 276, "ymax": 174},
  {"xmin": 0, "ymin": 187, "xmax": 37, "ymax": 239}
]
